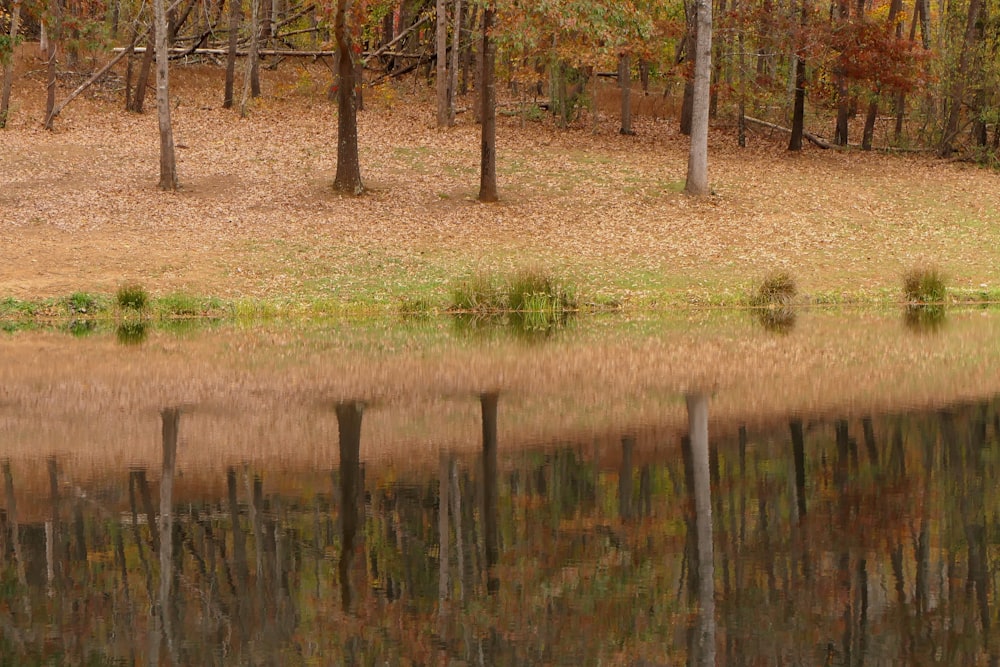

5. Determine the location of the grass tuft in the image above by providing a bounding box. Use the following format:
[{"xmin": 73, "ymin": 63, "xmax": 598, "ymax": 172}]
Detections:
[
  {"xmin": 903, "ymin": 266, "xmax": 947, "ymax": 303},
  {"xmin": 65, "ymin": 292, "xmax": 104, "ymax": 315},
  {"xmin": 157, "ymin": 292, "xmax": 203, "ymax": 317},
  {"xmin": 116, "ymin": 283, "xmax": 149, "ymax": 311},
  {"xmin": 451, "ymin": 268, "xmax": 577, "ymax": 314},
  {"xmin": 749, "ymin": 271, "xmax": 797, "ymax": 308}
]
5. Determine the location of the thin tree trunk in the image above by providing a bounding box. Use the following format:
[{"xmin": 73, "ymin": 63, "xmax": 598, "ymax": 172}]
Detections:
[
  {"xmin": 834, "ymin": 0, "xmax": 850, "ymax": 145},
  {"xmin": 684, "ymin": 0, "xmax": 712, "ymax": 195},
  {"xmin": 130, "ymin": 32, "xmax": 156, "ymax": 113},
  {"xmin": 43, "ymin": 1, "xmax": 58, "ymax": 130},
  {"xmin": 788, "ymin": 0, "xmax": 807, "ymax": 150},
  {"xmin": 619, "ymin": 53, "xmax": 633, "ymax": 135},
  {"xmin": 435, "ymin": 0, "xmax": 449, "ymax": 126},
  {"xmin": 240, "ymin": 0, "xmax": 260, "ymax": 117},
  {"xmin": 155, "ymin": 0, "xmax": 178, "ymax": 190},
  {"xmin": 333, "ymin": 0, "xmax": 363, "ymax": 194},
  {"xmin": 477, "ymin": 2, "xmax": 497, "ymax": 202},
  {"xmin": 449, "ymin": 0, "xmax": 461, "ymax": 123},
  {"xmin": 0, "ymin": 0, "xmax": 22, "ymax": 128},
  {"xmin": 224, "ymin": 0, "xmax": 240, "ymax": 108}
]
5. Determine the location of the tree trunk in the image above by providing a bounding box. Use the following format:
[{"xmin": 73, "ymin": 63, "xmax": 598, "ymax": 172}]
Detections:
[
  {"xmin": 130, "ymin": 32, "xmax": 155, "ymax": 113},
  {"xmin": 435, "ymin": 0, "xmax": 449, "ymax": 126},
  {"xmin": 155, "ymin": 0, "xmax": 178, "ymax": 189},
  {"xmin": 940, "ymin": 0, "xmax": 983, "ymax": 156},
  {"xmin": 684, "ymin": 0, "xmax": 712, "ymax": 196},
  {"xmin": 224, "ymin": 0, "xmax": 240, "ymax": 108},
  {"xmin": 240, "ymin": 0, "xmax": 261, "ymax": 117},
  {"xmin": 619, "ymin": 53, "xmax": 633, "ymax": 135},
  {"xmin": 477, "ymin": 3, "xmax": 497, "ymax": 202},
  {"xmin": 679, "ymin": 9, "xmax": 696, "ymax": 136},
  {"xmin": 0, "ymin": 0, "xmax": 22, "ymax": 128},
  {"xmin": 449, "ymin": 0, "xmax": 461, "ymax": 123},
  {"xmin": 834, "ymin": 0, "xmax": 850, "ymax": 145},
  {"xmin": 333, "ymin": 0, "xmax": 363, "ymax": 195},
  {"xmin": 43, "ymin": 2, "xmax": 58, "ymax": 130},
  {"xmin": 788, "ymin": 0, "xmax": 807, "ymax": 150}
]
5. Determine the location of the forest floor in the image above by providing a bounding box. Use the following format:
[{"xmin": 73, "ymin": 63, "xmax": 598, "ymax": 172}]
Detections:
[{"xmin": 2, "ymin": 43, "xmax": 1000, "ymax": 315}]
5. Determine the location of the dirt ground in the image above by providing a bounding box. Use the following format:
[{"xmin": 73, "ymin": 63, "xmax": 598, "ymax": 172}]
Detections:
[{"xmin": 3, "ymin": 42, "xmax": 999, "ymax": 308}]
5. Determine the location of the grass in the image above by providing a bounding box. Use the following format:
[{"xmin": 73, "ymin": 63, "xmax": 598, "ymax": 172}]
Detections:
[
  {"xmin": 749, "ymin": 272, "xmax": 797, "ymax": 308},
  {"xmin": 903, "ymin": 266, "xmax": 947, "ymax": 303},
  {"xmin": 116, "ymin": 283, "xmax": 149, "ymax": 311},
  {"xmin": 65, "ymin": 292, "xmax": 104, "ymax": 315},
  {"xmin": 451, "ymin": 268, "xmax": 577, "ymax": 314}
]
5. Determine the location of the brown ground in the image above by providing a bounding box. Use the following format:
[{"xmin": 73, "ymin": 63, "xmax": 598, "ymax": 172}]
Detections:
[{"xmin": 2, "ymin": 42, "xmax": 999, "ymax": 307}]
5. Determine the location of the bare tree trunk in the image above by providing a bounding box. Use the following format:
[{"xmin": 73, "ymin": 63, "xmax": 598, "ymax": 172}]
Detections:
[
  {"xmin": 333, "ymin": 0, "xmax": 363, "ymax": 194},
  {"xmin": 240, "ymin": 0, "xmax": 261, "ymax": 117},
  {"xmin": 130, "ymin": 32, "xmax": 156, "ymax": 113},
  {"xmin": 619, "ymin": 53, "xmax": 633, "ymax": 135},
  {"xmin": 43, "ymin": 0, "xmax": 59, "ymax": 131},
  {"xmin": 435, "ymin": 0, "xmax": 449, "ymax": 126},
  {"xmin": 224, "ymin": 0, "xmax": 240, "ymax": 108},
  {"xmin": 449, "ymin": 0, "xmax": 461, "ymax": 123},
  {"xmin": 155, "ymin": 0, "xmax": 178, "ymax": 190},
  {"xmin": 0, "ymin": 0, "xmax": 22, "ymax": 128},
  {"xmin": 834, "ymin": 0, "xmax": 850, "ymax": 145},
  {"xmin": 684, "ymin": 0, "xmax": 712, "ymax": 196},
  {"xmin": 679, "ymin": 10, "xmax": 695, "ymax": 136},
  {"xmin": 477, "ymin": 3, "xmax": 497, "ymax": 202},
  {"xmin": 788, "ymin": 0, "xmax": 807, "ymax": 150}
]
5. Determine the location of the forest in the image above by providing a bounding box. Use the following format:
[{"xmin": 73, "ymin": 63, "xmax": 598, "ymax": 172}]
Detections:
[{"xmin": 1, "ymin": 0, "xmax": 997, "ymax": 171}]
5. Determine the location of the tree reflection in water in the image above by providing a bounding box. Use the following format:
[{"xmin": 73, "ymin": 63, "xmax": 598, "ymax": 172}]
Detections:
[{"xmin": 0, "ymin": 397, "xmax": 998, "ymax": 664}]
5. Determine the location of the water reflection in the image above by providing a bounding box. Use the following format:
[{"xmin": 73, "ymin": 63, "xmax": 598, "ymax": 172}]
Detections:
[{"xmin": 1, "ymin": 396, "xmax": 999, "ymax": 664}]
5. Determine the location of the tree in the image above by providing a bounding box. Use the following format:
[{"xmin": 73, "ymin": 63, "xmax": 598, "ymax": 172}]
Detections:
[
  {"xmin": 333, "ymin": 0, "xmax": 364, "ymax": 195},
  {"xmin": 223, "ymin": 0, "xmax": 241, "ymax": 108},
  {"xmin": 436, "ymin": 0, "xmax": 451, "ymax": 127},
  {"xmin": 478, "ymin": 1, "xmax": 498, "ymax": 202},
  {"xmin": 684, "ymin": 0, "xmax": 711, "ymax": 196},
  {"xmin": 0, "ymin": 0, "xmax": 21, "ymax": 128},
  {"xmin": 788, "ymin": 0, "xmax": 808, "ymax": 151},
  {"xmin": 154, "ymin": 0, "xmax": 178, "ymax": 189}
]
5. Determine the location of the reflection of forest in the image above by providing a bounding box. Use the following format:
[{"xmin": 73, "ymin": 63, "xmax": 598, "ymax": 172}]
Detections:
[{"xmin": 1, "ymin": 397, "xmax": 998, "ymax": 664}]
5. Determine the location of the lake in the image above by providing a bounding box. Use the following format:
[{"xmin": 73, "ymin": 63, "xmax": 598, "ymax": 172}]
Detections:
[{"xmin": 1, "ymin": 308, "xmax": 998, "ymax": 664}]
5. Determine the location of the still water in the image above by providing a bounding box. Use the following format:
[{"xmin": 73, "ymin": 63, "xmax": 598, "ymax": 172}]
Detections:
[{"xmin": 1, "ymin": 311, "xmax": 999, "ymax": 665}]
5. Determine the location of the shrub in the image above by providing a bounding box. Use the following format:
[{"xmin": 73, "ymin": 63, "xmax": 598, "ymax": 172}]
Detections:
[{"xmin": 66, "ymin": 292, "xmax": 102, "ymax": 315}]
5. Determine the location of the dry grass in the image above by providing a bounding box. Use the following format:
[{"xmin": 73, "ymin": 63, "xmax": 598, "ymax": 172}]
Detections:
[{"xmin": 1, "ymin": 44, "xmax": 999, "ymax": 310}]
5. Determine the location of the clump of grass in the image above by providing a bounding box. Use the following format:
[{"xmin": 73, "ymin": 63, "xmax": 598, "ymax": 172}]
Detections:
[
  {"xmin": 451, "ymin": 269, "xmax": 577, "ymax": 314},
  {"xmin": 398, "ymin": 296, "xmax": 434, "ymax": 319},
  {"xmin": 749, "ymin": 271, "xmax": 797, "ymax": 308},
  {"xmin": 65, "ymin": 292, "xmax": 103, "ymax": 315},
  {"xmin": 116, "ymin": 283, "xmax": 149, "ymax": 311},
  {"xmin": 903, "ymin": 266, "xmax": 947, "ymax": 303},
  {"xmin": 157, "ymin": 292, "xmax": 203, "ymax": 317},
  {"xmin": 0, "ymin": 297, "xmax": 38, "ymax": 318}
]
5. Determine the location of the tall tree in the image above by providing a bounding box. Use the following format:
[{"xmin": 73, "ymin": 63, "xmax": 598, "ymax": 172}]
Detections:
[
  {"xmin": 834, "ymin": 0, "xmax": 850, "ymax": 145},
  {"xmin": 788, "ymin": 0, "xmax": 808, "ymax": 150},
  {"xmin": 684, "ymin": 0, "xmax": 712, "ymax": 196},
  {"xmin": 240, "ymin": 0, "xmax": 261, "ymax": 117},
  {"xmin": 223, "ymin": 0, "xmax": 241, "ymax": 108},
  {"xmin": 155, "ymin": 0, "xmax": 178, "ymax": 189},
  {"xmin": 333, "ymin": 0, "xmax": 364, "ymax": 195},
  {"xmin": 478, "ymin": 1, "xmax": 498, "ymax": 202},
  {"xmin": 436, "ymin": 0, "xmax": 450, "ymax": 127},
  {"xmin": 42, "ymin": 0, "xmax": 59, "ymax": 130},
  {"xmin": 0, "ymin": 0, "xmax": 21, "ymax": 128},
  {"xmin": 450, "ymin": 0, "xmax": 461, "ymax": 123}
]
